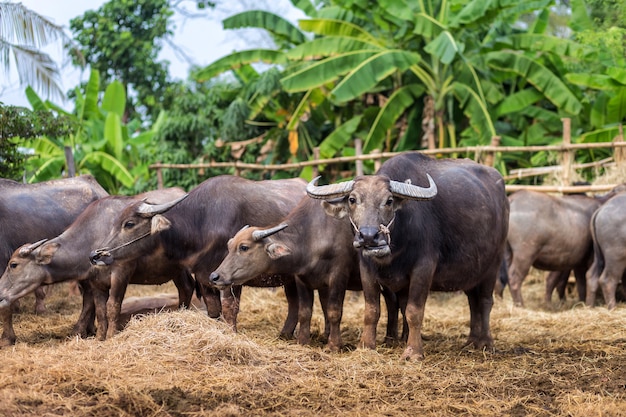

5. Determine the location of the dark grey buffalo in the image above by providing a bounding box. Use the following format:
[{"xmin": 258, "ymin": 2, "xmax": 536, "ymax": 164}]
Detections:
[
  {"xmin": 585, "ymin": 192, "xmax": 626, "ymax": 309},
  {"xmin": 0, "ymin": 175, "xmax": 108, "ymax": 346},
  {"xmin": 0, "ymin": 188, "xmax": 195, "ymax": 342},
  {"xmin": 504, "ymin": 188, "xmax": 623, "ymax": 307},
  {"xmin": 89, "ymin": 175, "xmax": 307, "ymax": 338},
  {"xmin": 208, "ymin": 197, "xmax": 402, "ymax": 352},
  {"xmin": 306, "ymin": 152, "xmax": 509, "ymax": 361}
]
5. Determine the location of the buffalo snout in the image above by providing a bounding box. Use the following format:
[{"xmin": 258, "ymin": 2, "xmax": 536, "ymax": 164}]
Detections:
[
  {"xmin": 357, "ymin": 226, "xmax": 384, "ymax": 247},
  {"xmin": 89, "ymin": 249, "xmax": 114, "ymax": 266},
  {"xmin": 209, "ymin": 271, "xmax": 231, "ymax": 289}
]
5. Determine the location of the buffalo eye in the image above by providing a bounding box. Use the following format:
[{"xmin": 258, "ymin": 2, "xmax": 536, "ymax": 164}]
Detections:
[
  {"xmin": 123, "ymin": 220, "xmax": 135, "ymax": 230},
  {"xmin": 239, "ymin": 244, "xmax": 249, "ymax": 253},
  {"xmin": 348, "ymin": 197, "xmax": 356, "ymax": 205},
  {"xmin": 9, "ymin": 262, "xmax": 17, "ymax": 269},
  {"xmin": 385, "ymin": 197, "xmax": 394, "ymax": 206}
]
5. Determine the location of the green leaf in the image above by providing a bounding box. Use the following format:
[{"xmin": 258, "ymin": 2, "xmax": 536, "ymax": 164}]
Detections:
[
  {"xmin": 498, "ymin": 34, "xmax": 590, "ymax": 58},
  {"xmin": 319, "ymin": 115, "xmax": 362, "ymax": 158},
  {"xmin": 286, "ymin": 36, "xmax": 383, "ymax": 60},
  {"xmin": 81, "ymin": 69, "xmax": 100, "ymax": 121},
  {"xmin": 281, "ymin": 50, "xmax": 379, "ymax": 92},
  {"xmin": 25, "ymin": 86, "xmax": 47, "ymax": 111},
  {"xmin": 223, "ymin": 10, "xmax": 306, "ymax": 45},
  {"xmin": 102, "ymin": 80, "xmax": 126, "ymax": 118},
  {"xmin": 194, "ymin": 50, "xmax": 287, "ymax": 81},
  {"xmin": 606, "ymin": 67, "xmax": 626, "ymax": 85},
  {"xmin": 607, "ymin": 88, "xmax": 626, "ymax": 123},
  {"xmin": 299, "ymin": 19, "xmax": 382, "ymax": 45},
  {"xmin": 364, "ymin": 84, "xmax": 423, "ymax": 153},
  {"xmin": 424, "ymin": 31, "xmax": 463, "ymax": 65},
  {"xmin": 496, "ymin": 88, "xmax": 543, "ymax": 116},
  {"xmin": 590, "ymin": 93, "xmax": 609, "ymax": 128},
  {"xmin": 79, "ymin": 151, "xmax": 135, "ymax": 188},
  {"xmin": 28, "ymin": 156, "xmax": 65, "ymax": 183},
  {"xmin": 104, "ymin": 112, "xmax": 124, "ymax": 159},
  {"xmin": 569, "ymin": 0, "xmax": 594, "ymax": 32},
  {"xmin": 330, "ymin": 50, "xmax": 421, "ymax": 103},
  {"xmin": 450, "ymin": 0, "xmax": 492, "ymax": 27},
  {"xmin": 487, "ymin": 51, "xmax": 582, "ymax": 115},
  {"xmin": 565, "ymin": 73, "xmax": 622, "ymax": 90},
  {"xmin": 413, "ymin": 13, "xmax": 445, "ymax": 38},
  {"xmin": 290, "ymin": 0, "xmax": 317, "ymax": 18}
]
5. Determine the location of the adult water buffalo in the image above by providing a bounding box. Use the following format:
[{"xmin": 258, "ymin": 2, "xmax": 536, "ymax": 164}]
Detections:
[
  {"xmin": 306, "ymin": 152, "xmax": 509, "ymax": 361},
  {"xmin": 0, "ymin": 188, "xmax": 195, "ymax": 342},
  {"xmin": 89, "ymin": 175, "xmax": 307, "ymax": 337},
  {"xmin": 0, "ymin": 175, "xmax": 109, "ymax": 346},
  {"xmin": 208, "ymin": 197, "xmax": 402, "ymax": 352},
  {"xmin": 504, "ymin": 188, "xmax": 624, "ymax": 307},
  {"xmin": 585, "ymin": 192, "xmax": 626, "ymax": 309}
]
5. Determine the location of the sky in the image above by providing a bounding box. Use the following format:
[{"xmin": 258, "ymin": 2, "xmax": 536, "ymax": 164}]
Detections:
[{"xmin": 0, "ymin": 0, "xmax": 304, "ymax": 108}]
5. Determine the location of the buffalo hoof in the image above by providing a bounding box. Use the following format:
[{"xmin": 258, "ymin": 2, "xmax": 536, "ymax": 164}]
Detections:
[
  {"xmin": 0, "ymin": 337, "xmax": 16, "ymax": 348},
  {"xmin": 400, "ymin": 346, "xmax": 424, "ymax": 361}
]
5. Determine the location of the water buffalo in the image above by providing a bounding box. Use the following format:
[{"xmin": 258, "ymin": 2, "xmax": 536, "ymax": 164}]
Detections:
[
  {"xmin": 504, "ymin": 188, "xmax": 624, "ymax": 307},
  {"xmin": 585, "ymin": 192, "xmax": 626, "ymax": 309},
  {"xmin": 0, "ymin": 175, "xmax": 108, "ymax": 346},
  {"xmin": 0, "ymin": 188, "xmax": 196, "ymax": 342},
  {"xmin": 208, "ymin": 197, "xmax": 402, "ymax": 351},
  {"xmin": 89, "ymin": 175, "xmax": 307, "ymax": 338},
  {"xmin": 306, "ymin": 152, "xmax": 509, "ymax": 361}
]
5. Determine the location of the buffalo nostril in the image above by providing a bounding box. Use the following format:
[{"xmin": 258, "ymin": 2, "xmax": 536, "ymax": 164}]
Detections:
[{"xmin": 210, "ymin": 272, "xmax": 220, "ymax": 282}]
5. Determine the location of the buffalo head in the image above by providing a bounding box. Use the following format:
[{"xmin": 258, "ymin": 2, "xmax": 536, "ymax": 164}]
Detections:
[
  {"xmin": 306, "ymin": 174, "xmax": 437, "ymax": 258},
  {"xmin": 89, "ymin": 194, "xmax": 188, "ymax": 266},
  {"xmin": 209, "ymin": 223, "xmax": 289, "ymax": 289}
]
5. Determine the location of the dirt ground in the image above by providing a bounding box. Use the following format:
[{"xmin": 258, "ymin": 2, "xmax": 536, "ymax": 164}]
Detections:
[{"xmin": 0, "ymin": 272, "xmax": 624, "ymax": 417}]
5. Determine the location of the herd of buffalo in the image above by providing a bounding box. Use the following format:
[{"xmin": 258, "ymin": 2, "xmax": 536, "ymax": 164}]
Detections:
[{"xmin": 0, "ymin": 152, "xmax": 624, "ymax": 361}]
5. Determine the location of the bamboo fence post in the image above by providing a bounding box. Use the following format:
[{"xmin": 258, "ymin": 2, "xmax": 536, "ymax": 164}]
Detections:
[
  {"xmin": 156, "ymin": 162, "xmax": 163, "ymax": 189},
  {"xmin": 614, "ymin": 125, "xmax": 625, "ymax": 168},
  {"xmin": 483, "ymin": 136, "xmax": 501, "ymax": 167},
  {"xmin": 355, "ymin": 139, "xmax": 363, "ymax": 176},
  {"xmin": 312, "ymin": 147, "xmax": 320, "ymax": 178},
  {"xmin": 561, "ymin": 118, "xmax": 572, "ymax": 186},
  {"xmin": 372, "ymin": 149, "xmax": 382, "ymax": 172}
]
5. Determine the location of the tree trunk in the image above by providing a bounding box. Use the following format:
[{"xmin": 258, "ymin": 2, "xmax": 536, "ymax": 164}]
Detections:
[{"xmin": 421, "ymin": 95, "xmax": 436, "ymax": 150}]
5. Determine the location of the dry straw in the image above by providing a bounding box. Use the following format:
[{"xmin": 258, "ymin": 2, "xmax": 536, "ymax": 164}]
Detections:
[{"xmin": 0, "ymin": 277, "xmax": 624, "ymax": 417}]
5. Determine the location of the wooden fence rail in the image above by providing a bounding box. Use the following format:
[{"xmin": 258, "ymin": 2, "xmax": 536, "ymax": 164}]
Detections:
[{"xmin": 149, "ymin": 119, "xmax": 626, "ymax": 194}]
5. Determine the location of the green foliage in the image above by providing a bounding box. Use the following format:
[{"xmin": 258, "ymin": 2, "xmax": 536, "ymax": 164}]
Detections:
[
  {"xmin": 21, "ymin": 69, "xmax": 150, "ymax": 194},
  {"xmin": 69, "ymin": 0, "xmax": 175, "ymax": 121}
]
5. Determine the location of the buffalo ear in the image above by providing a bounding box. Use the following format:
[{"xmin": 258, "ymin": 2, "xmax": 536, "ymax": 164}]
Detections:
[
  {"xmin": 150, "ymin": 215, "xmax": 171, "ymax": 234},
  {"xmin": 36, "ymin": 243, "xmax": 60, "ymax": 265},
  {"xmin": 320, "ymin": 200, "xmax": 348, "ymax": 219},
  {"xmin": 265, "ymin": 242, "xmax": 291, "ymax": 260}
]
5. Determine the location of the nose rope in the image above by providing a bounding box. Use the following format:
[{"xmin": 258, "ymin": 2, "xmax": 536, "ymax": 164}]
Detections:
[
  {"xmin": 95, "ymin": 230, "xmax": 152, "ymax": 255},
  {"xmin": 349, "ymin": 214, "xmax": 396, "ymax": 246}
]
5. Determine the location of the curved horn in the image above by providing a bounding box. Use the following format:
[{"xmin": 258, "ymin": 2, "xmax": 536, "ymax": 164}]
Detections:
[
  {"xmin": 252, "ymin": 223, "xmax": 288, "ymax": 241},
  {"xmin": 389, "ymin": 174, "xmax": 437, "ymax": 200},
  {"xmin": 18, "ymin": 239, "xmax": 48, "ymax": 257},
  {"xmin": 306, "ymin": 176, "xmax": 355, "ymax": 200},
  {"xmin": 137, "ymin": 194, "xmax": 189, "ymax": 216}
]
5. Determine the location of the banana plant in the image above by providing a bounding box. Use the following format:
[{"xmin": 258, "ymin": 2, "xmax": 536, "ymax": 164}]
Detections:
[{"xmin": 22, "ymin": 69, "xmax": 140, "ymax": 193}]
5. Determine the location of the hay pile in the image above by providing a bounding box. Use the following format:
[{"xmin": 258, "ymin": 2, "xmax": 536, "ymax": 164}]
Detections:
[{"xmin": 0, "ymin": 276, "xmax": 624, "ymax": 417}]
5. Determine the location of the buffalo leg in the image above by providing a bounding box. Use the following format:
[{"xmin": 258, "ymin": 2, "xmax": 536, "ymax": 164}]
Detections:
[
  {"xmin": 381, "ymin": 286, "xmax": 400, "ymax": 346},
  {"xmin": 573, "ymin": 266, "xmax": 587, "ymax": 302},
  {"xmin": 599, "ymin": 263, "xmax": 625, "ymax": 310},
  {"xmin": 545, "ymin": 270, "xmax": 569, "ymax": 303},
  {"xmin": 464, "ymin": 280, "xmax": 495, "ymax": 351},
  {"xmin": 322, "ymin": 274, "xmax": 349, "ymax": 352},
  {"xmin": 507, "ymin": 257, "xmax": 533, "ymax": 307},
  {"xmin": 359, "ymin": 264, "xmax": 381, "ymax": 351},
  {"xmin": 279, "ymin": 280, "xmax": 298, "ymax": 340},
  {"xmin": 0, "ymin": 306, "xmax": 16, "ymax": 347},
  {"xmin": 402, "ymin": 278, "xmax": 430, "ymax": 361},
  {"xmin": 106, "ymin": 270, "xmax": 130, "ymax": 339},
  {"xmin": 317, "ymin": 286, "xmax": 330, "ymax": 342},
  {"xmin": 173, "ymin": 270, "xmax": 195, "ymax": 309},
  {"xmin": 585, "ymin": 257, "xmax": 602, "ymax": 307},
  {"xmin": 295, "ymin": 276, "xmax": 314, "ymax": 347},
  {"xmin": 34, "ymin": 286, "xmax": 47, "ymax": 315},
  {"xmin": 92, "ymin": 286, "xmax": 109, "ymax": 341},
  {"xmin": 72, "ymin": 280, "xmax": 97, "ymax": 338},
  {"xmin": 201, "ymin": 285, "xmax": 222, "ymax": 319},
  {"xmin": 220, "ymin": 285, "xmax": 242, "ymax": 332}
]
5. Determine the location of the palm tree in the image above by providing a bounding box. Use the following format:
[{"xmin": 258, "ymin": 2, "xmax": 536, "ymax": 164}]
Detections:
[{"xmin": 0, "ymin": 2, "xmax": 78, "ymax": 101}]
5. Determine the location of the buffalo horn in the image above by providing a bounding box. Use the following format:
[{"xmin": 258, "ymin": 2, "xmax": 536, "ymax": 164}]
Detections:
[
  {"xmin": 137, "ymin": 194, "xmax": 189, "ymax": 216},
  {"xmin": 18, "ymin": 239, "xmax": 48, "ymax": 257},
  {"xmin": 389, "ymin": 174, "xmax": 437, "ymax": 200},
  {"xmin": 251, "ymin": 223, "xmax": 288, "ymax": 241},
  {"xmin": 306, "ymin": 176, "xmax": 354, "ymax": 200}
]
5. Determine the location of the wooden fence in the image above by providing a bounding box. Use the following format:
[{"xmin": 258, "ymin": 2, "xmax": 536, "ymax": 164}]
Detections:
[{"xmin": 149, "ymin": 119, "xmax": 626, "ymax": 194}]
